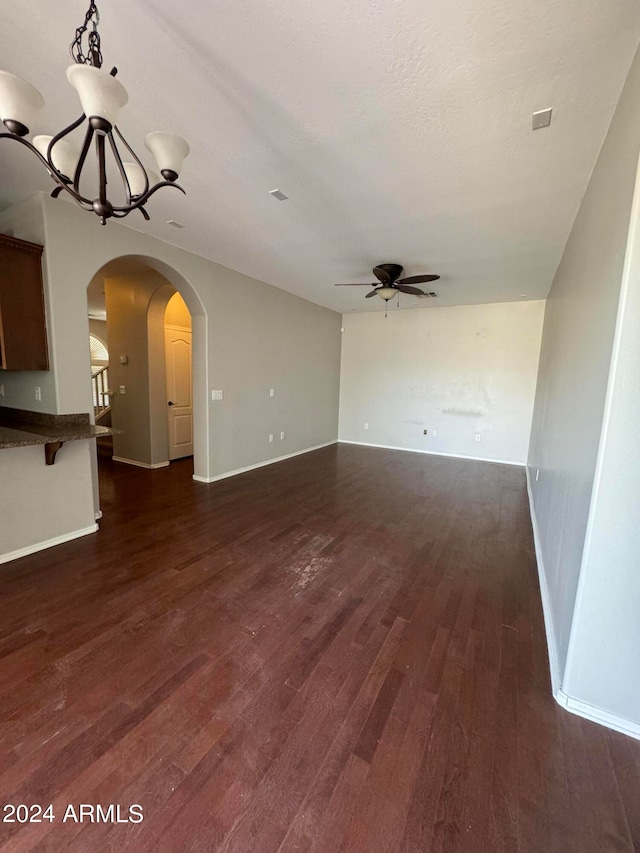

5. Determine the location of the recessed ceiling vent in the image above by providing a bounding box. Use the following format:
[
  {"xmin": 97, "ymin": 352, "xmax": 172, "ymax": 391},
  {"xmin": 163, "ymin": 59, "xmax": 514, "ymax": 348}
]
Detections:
[
  {"xmin": 269, "ymin": 189, "xmax": 289, "ymax": 201},
  {"xmin": 418, "ymin": 291, "xmax": 438, "ymax": 298},
  {"xmin": 167, "ymin": 219, "xmax": 185, "ymax": 228}
]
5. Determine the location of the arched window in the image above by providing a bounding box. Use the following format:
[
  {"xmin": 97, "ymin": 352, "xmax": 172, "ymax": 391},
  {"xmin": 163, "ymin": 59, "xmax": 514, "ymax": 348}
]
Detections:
[{"xmin": 89, "ymin": 334, "xmax": 108, "ymax": 366}]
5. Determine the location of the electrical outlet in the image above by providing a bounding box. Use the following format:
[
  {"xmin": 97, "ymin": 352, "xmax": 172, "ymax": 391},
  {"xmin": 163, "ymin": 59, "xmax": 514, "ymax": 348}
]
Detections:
[
  {"xmin": 364, "ymin": 423, "xmax": 369, "ymax": 430},
  {"xmin": 35, "ymin": 386, "xmax": 41, "ymax": 401},
  {"xmin": 119, "ymin": 385, "xmax": 126, "ymax": 395},
  {"xmin": 475, "ymin": 434, "xmax": 481, "ymax": 442},
  {"xmin": 269, "ymin": 388, "xmax": 275, "ymax": 397},
  {"xmin": 269, "ymin": 434, "xmax": 274, "ymax": 443},
  {"xmin": 423, "ymin": 429, "xmax": 428, "ymax": 435}
]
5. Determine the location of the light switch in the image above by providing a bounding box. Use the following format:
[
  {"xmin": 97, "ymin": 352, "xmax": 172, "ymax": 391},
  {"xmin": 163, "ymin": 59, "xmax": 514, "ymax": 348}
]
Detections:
[
  {"xmin": 211, "ymin": 390, "xmax": 224, "ymax": 401},
  {"xmin": 119, "ymin": 385, "xmax": 126, "ymax": 395},
  {"xmin": 269, "ymin": 388, "xmax": 275, "ymax": 397}
]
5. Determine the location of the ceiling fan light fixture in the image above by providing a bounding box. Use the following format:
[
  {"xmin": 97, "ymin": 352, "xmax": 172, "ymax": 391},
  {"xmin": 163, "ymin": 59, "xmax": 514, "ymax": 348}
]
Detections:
[{"xmin": 376, "ymin": 287, "xmax": 397, "ymax": 301}]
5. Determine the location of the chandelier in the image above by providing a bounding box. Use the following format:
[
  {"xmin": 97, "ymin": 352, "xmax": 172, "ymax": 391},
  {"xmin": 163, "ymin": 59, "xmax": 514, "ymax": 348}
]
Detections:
[{"xmin": 0, "ymin": 2, "xmax": 189, "ymax": 224}]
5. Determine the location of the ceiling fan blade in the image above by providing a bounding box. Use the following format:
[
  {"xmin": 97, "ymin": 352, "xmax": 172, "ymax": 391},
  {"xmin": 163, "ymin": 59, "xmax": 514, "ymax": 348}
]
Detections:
[
  {"xmin": 373, "ymin": 268, "xmax": 392, "ymax": 284},
  {"xmin": 335, "ymin": 282, "xmax": 377, "ymax": 287},
  {"xmin": 365, "ymin": 289, "xmax": 379, "ymax": 298},
  {"xmin": 397, "ymin": 274, "xmax": 440, "ymax": 284},
  {"xmin": 396, "ymin": 284, "xmax": 425, "ymax": 296}
]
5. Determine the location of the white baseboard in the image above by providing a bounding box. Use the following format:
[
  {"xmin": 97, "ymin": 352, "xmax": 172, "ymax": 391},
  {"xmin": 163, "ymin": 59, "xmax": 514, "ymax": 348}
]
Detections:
[
  {"xmin": 556, "ymin": 690, "xmax": 640, "ymax": 741},
  {"xmin": 193, "ymin": 440, "xmax": 338, "ymax": 484},
  {"xmin": 0, "ymin": 524, "xmax": 99, "ymax": 566},
  {"xmin": 112, "ymin": 457, "xmax": 170, "ymax": 469},
  {"xmin": 339, "ymin": 440, "xmax": 525, "ymax": 467},
  {"xmin": 525, "ymin": 466, "xmax": 561, "ymax": 696},
  {"xmin": 94, "ymin": 510, "xmax": 103, "ymax": 520}
]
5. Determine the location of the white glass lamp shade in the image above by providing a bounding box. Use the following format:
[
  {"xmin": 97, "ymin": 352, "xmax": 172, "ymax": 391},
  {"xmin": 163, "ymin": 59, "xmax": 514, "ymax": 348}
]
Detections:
[
  {"xmin": 123, "ymin": 162, "xmax": 160, "ymax": 198},
  {"xmin": 0, "ymin": 70, "xmax": 44, "ymax": 135},
  {"xmin": 376, "ymin": 287, "xmax": 397, "ymax": 301},
  {"xmin": 66, "ymin": 65, "xmax": 128, "ymax": 130},
  {"xmin": 144, "ymin": 132, "xmax": 189, "ymax": 180},
  {"xmin": 33, "ymin": 135, "xmax": 79, "ymax": 181}
]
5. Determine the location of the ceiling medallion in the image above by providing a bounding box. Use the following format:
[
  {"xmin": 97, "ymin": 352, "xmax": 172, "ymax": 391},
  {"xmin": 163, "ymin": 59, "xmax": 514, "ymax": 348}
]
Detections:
[{"xmin": 0, "ymin": 2, "xmax": 189, "ymax": 224}]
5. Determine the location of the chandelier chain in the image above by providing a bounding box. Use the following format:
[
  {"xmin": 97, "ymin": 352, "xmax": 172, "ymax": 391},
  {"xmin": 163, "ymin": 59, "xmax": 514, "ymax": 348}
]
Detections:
[{"xmin": 70, "ymin": 2, "xmax": 103, "ymax": 68}]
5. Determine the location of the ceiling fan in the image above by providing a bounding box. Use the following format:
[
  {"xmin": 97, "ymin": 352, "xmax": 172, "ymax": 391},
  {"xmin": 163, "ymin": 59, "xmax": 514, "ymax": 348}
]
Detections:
[{"xmin": 335, "ymin": 263, "xmax": 440, "ymax": 306}]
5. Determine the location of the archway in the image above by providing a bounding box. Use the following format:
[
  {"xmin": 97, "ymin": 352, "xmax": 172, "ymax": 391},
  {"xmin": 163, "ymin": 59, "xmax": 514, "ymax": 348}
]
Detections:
[{"xmin": 84, "ymin": 254, "xmax": 210, "ymax": 515}]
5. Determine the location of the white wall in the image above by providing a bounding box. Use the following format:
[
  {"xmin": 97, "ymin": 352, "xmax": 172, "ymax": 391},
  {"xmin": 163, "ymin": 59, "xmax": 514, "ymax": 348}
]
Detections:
[
  {"xmin": 339, "ymin": 301, "xmax": 544, "ymax": 464},
  {"xmin": 528, "ymin": 43, "xmax": 640, "ymax": 686},
  {"xmin": 0, "ymin": 442, "xmax": 96, "ymax": 563},
  {"xmin": 562, "ymin": 152, "xmax": 640, "ymax": 729}
]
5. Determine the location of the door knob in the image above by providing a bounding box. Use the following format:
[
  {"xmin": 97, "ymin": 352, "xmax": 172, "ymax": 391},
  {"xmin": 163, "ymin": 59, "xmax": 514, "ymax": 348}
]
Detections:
[{"xmin": 168, "ymin": 401, "xmax": 175, "ymax": 406}]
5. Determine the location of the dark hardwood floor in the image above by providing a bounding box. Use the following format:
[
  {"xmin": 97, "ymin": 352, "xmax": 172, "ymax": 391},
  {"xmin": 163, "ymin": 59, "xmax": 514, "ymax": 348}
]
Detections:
[{"xmin": 1, "ymin": 444, "xmax": 639, "ymax": 852}]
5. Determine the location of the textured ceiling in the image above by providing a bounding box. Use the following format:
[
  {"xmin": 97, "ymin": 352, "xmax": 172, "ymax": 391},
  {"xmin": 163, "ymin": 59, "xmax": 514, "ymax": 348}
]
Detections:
[{"xmin": 1, "ymin": 0, "xmax": 639, "ymax": 313}]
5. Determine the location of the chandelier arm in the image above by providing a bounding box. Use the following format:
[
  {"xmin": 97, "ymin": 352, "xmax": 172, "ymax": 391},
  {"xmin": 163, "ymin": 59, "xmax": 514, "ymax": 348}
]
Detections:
[
  {"xmin": 111, "ymin": 206, "xmax": 151, "ymax": 221},
  {"xmin": 72, "ymin": 124, "xmax": 96, "ymax": 196},
  {"xmin": 49, "ymin": 113, "xmax": 86, "ymax": 150},
  {"xmin": 107, "ymin": 131, "xmax": 132, "ymax": 206},
  {"xmin": 113, "ymin": 126, "xmax": 149, "ymax": 199},
  {"xmin": 0, "ymin": 133, "xmax": 89, "ymax": 206},
  {"xmin": 51, "ymin": 181, "xmax": 95, "ymax": 208},
  {"xmin": 110, "ymin": 180, "xmax": 185, "ymax": 214},
  {"xmin": 0, "ymin": 133, "xmax": 68, "ymax": 181},
  {"xmin": 48, "ymin": 180, "xmax": 93, "ymax": 211},
  {"xmin": 96, "ymin": 133, "xmax": 108, "ymax": 204}
]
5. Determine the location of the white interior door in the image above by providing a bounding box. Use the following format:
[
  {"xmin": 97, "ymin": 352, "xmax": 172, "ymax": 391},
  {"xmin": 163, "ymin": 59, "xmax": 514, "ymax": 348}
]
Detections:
[{"xmin": 165, "ymin": 326, "xmax": 193, "ymax": 460}]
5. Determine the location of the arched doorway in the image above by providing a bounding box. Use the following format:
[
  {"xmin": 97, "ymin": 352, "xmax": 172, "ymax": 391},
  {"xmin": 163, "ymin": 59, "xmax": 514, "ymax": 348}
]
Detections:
[{"xmin": 84, "ymin": 254, "xmax": 209, "ymax": 516}]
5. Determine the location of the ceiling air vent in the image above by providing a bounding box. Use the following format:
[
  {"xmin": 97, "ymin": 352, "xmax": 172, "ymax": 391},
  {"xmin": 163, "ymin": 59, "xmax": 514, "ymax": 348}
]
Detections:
[{"xmin": 418, "ymin": 291, "xmax": 438, "ymax": 298}]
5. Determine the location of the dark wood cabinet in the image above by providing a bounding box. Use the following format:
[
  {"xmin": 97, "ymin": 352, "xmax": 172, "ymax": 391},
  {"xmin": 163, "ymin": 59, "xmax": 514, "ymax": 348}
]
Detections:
[{"xmin": 0, "ymin": 233, "xmax": 49, "ymax": 371}]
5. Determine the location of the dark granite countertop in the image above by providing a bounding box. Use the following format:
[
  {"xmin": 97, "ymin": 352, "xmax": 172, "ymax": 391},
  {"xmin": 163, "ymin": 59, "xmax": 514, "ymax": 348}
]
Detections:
[{"xmin": 0, "ymin": 407, "xmax": 121, "ymax": 450}]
